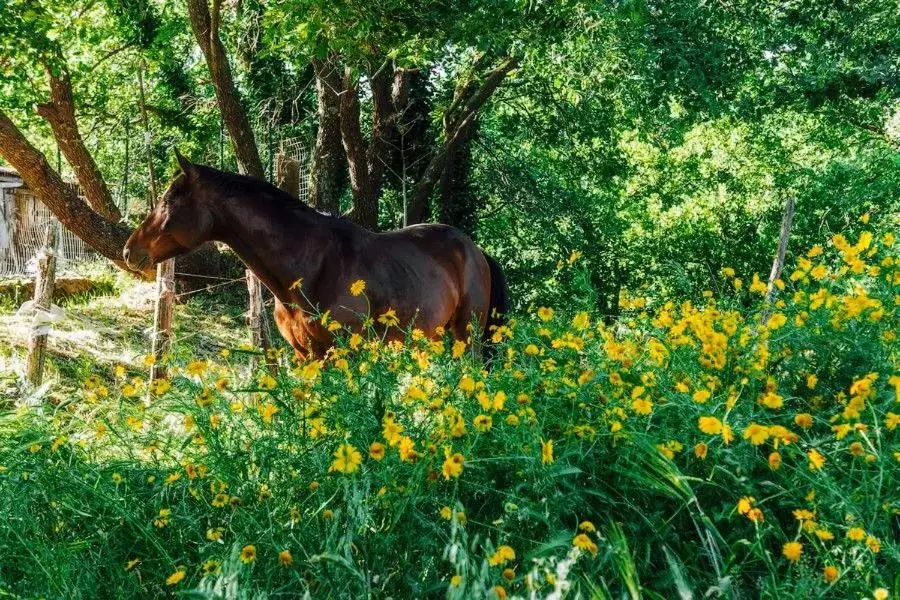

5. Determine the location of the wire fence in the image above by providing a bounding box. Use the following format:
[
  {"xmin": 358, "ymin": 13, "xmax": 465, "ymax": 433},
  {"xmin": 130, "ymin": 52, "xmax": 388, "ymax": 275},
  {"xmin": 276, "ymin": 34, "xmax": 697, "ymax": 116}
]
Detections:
[
  {"xmin": 0, "ymin": 188, "xmax": 102, "ymax": 277},
  {"xmin": 279, "ymin": 136, "xmax": 312, "ymax": 204}
]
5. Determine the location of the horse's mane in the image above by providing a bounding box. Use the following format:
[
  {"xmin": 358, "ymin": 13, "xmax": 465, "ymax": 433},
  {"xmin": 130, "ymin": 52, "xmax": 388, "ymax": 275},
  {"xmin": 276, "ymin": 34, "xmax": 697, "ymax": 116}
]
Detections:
[{"xmin": 192, "ymin": 164, "xmax": 329, "ymax": 216}]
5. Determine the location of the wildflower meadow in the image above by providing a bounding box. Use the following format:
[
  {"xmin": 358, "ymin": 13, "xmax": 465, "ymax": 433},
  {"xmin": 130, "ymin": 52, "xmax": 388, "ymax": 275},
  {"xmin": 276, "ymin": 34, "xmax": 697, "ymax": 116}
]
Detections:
[{"xmin": 1, "ymin": 225, "xmax": 897, "ymax": 598}]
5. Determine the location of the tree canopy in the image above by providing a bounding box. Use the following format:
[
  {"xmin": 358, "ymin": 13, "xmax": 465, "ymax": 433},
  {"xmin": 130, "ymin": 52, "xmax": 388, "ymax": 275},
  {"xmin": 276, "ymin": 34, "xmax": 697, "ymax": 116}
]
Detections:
[{"xmin": 0, "ymin": 0, "xmax": 897, "ymax": 306}]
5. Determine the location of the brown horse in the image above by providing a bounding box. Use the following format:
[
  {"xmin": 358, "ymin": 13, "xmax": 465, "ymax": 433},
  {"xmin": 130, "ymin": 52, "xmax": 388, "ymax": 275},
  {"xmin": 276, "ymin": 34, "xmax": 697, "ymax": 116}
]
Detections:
[{"xmin": 123, "ymin": 151, "xmax": 508, "ymax": 357}]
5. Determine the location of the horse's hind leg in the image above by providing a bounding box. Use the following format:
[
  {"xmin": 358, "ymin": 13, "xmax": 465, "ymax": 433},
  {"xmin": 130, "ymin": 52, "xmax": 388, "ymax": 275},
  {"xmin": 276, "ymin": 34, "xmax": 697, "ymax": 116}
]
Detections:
[{"xmin": 448, "ymin": 251, "xmax": 491, "ymax": 352}]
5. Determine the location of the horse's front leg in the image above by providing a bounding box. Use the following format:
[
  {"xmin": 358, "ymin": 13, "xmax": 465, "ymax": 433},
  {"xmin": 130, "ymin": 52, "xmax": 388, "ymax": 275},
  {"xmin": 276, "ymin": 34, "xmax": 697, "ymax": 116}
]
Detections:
[{"xmin": 273, "ymin": 299, "xmax": 308, "ymax": 358}]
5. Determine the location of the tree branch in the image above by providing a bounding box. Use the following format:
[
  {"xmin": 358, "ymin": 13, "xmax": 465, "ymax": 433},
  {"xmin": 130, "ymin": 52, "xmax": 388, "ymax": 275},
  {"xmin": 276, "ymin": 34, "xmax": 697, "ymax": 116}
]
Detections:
[
  {"xmin": 0, "ymin": 108, "xmax": 139, "ymax": 272},
  {"xmin": 35, "ymin": 62, "xmax": 121, "ymax": 221},
  {"xmin": 406, "ymin": 57, "xmax": 517, "ymax": 225}
]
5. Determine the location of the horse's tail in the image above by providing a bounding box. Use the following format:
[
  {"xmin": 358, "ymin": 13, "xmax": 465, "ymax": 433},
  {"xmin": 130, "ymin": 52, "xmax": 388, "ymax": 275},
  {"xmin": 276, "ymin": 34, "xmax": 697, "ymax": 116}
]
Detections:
[{"xmin": 482, "ymin": 252, "xmax": 510, "ymax": 350}]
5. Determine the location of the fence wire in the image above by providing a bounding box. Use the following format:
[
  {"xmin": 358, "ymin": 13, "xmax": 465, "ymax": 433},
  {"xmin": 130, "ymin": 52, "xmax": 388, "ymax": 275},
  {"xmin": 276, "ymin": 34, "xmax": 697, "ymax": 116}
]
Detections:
[
  {"xmin": 0, "ymin": 188, "xmax": 102, "ymax": 277},
  {"xmin": 278, "ymin": 137, "xmax": 312, "ymax": 204}
]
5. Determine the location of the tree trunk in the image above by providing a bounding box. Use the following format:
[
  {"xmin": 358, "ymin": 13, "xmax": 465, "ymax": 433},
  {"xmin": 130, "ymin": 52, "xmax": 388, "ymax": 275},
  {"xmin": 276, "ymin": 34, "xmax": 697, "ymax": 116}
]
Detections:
[
  {"xmin": 35, "ymin": 66, "xmax": 121, "ymax": 222},
  {"xmin": 439, "ymin": 119, "xmax": 479, "ymax": 233},
  {"xmin": 309, "ymin": 57, "xmax": 346, "ymax": 214},
  {"xmin": 0, "ymin": 108, "xmax": 136, "ymax": 269},
  {"xmin": 340, "ymin": 69, "xmax": 378, "ymax": 229},
  {"xmin": 406, "ymin": 57, "xmax": 516, "ymax": 225},
  {"xmin": 185, "ymin": 0, "xmax": 264, "ymax": 179},
  {"xmin": 367, "ymin": 63, "xmax": 396, "ymax": 199}
]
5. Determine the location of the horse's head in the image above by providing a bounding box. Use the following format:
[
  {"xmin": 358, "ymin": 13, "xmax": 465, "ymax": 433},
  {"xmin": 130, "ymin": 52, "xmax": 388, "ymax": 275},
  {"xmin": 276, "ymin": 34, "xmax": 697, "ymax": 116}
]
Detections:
[{"xmin": 123, "ymin": 150, "xmax": 215, "ymax": 271}]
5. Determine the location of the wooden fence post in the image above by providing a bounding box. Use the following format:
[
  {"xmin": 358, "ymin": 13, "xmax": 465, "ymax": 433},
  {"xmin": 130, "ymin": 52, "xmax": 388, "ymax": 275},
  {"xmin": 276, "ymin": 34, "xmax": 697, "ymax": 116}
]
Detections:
[
  {"xmin": 246, "ymin": 269, "xmax": 273, "ymax": 365},
  {"xmin": 26, "ymin": 223, "xmax": 59, "ymax": 386},
  {"xmin": 150, "ymin": 259, "xmax": 176, "ymax": 380},
  {"xmin": 761, "ymin": 196, "xmax": 796, "ymax": 326}
]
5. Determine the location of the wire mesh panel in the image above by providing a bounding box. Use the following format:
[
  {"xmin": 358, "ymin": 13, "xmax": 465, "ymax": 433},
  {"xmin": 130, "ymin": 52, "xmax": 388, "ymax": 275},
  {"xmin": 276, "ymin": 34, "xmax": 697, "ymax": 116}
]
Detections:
[
  {"xmin": 0, "ymin": 189, "xmax": 99, "ymax": 277},
  {"xmin": 278, "ymin": 137, "xmax": 311, "ymax": 204}
]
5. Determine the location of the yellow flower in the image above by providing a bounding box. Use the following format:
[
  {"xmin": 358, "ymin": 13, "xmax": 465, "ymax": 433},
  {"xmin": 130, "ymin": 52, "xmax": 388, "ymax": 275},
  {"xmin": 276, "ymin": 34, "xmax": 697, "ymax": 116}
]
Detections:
[
  {"xmin": 258, "ymin": 374, "xmax": 277, "ymax": 390},
  {"xmin": 474, "ymin": 414, "xmax": 493, "ymax": 432},
  {"xmin": 349, "ymin": 279, "xmax": 366, "ymax": 296},
  {"xmin": 571, "ymin": 311, "xmax": 590, "ymax": 330},
  {"xmin": 488, "ymin": 545, "xmax": 516, "ymax": 566},
  {"xmin": 873, "ymin": 589, "xmax": 889, "ymax": 600},
  {"xmin": 768, "ymin": 451, "xmax": 782, "ymax": 470},
  {"xmin": 440, "ymin": 506, "xmax": 452, "ymax": 520},
  {"xmin": 258, "ymin": 401, "xmax": 278, "ymax": 424},
  {"xmin": 698, "ymin": 416, "xmax": 723, "ymax": 435},
  {"xmin": 153, "ymin": 508, "xmax": 171, "ymax": 528},
  {"xmin": 452, "ymin": 340, "xmax": 467, "ymax": 359},
  {"xmin": 450, "ymin": 574, "xmax": 462, "ymax": 587},
  {"xmin": 694, "ymin": 442, "xmax": 708, "ymax": 459},
  {"xmin": 782, "ymin": 541, "xmax": 802, "ymax": 563},
  {"xmin": 759, "ymin": 391, "xmax": 783, "ymax": 409},
  {"xmin": 823, "ymin": 565, "xmax": 838, "ymax": 583},
  {"xmin": 185, "ymin": 360, "xmax": 208, "ymax": 376},
  {"xmin": 866, "ymin": 535, "xmax": 881, "ymax": 553},
  {"xmin": 579, "ymin": 520, "xmax": 596, "ymax": 532},
  {"xmin": 631, "ymin": 397, "xmax": 653, "ymax": 415},
  {"xmin": 166, "ymin": 566, "xmax": 186, "ymax": 585},
  {"xmin": 846, "ymin": 527, "xmax": 866, "ymax": 541},
  {"xmin": 442, "ymin": 451, "xmax": 465, "ymax": 480},
  {"xmin": 794, "ymin": 413, "xmax": 813, "ymax": 429},
  {"xmin": 737, "ymin": 496, "xmax": 755, "ymax": 515},
  {"xmin": 383, "ymin": 416, "xmax": 404, "ymax": 446},
  {"xmin": 743, "ymin": 423, "xmax": 770, "ymax": 445},
  {"xmin": 692, "ymin": 389, "xmax": 711, "ymax": 404},
  {"xmin": 330, "ymin": 443, "xmax": 362, "ymax": 474},
  {"xmin": 807, "ymin": 449, "xmax": 825, "ymax": 471},
  {"xmin": 240, "ymin": 545, "xmax": 257, "ymax": 564},
  {"xmin": 398, "ymin": 436, "xmax": 418, "ymax": 462},
  {"xmin": 537, "ymin": 307, "xmax": 554, "ymax": 321},
  {"xmin": 378, "ymin": 308, "xmax": 399, "ymax": 327},
  {"xmin": 202, "ymin": 559, "xmax": 220, "ymax": 575},
  {"xmin": 572, "ymin": 533, "xmax": 598, "ymax": 556},
  {"xmin": 206, "ymin": 527, "xmax": 224, "ymax": 541},
  {"xmin": 349, "ymin": 333, "xmax": 363, "ymax": 350},
  {"xmin": 279, "ymin": 550, "xmax": 293, "ymax": 567},
  {"xmin": 540, "ymin": 439, "xmax": 554, "ymax": 464},
  {"xmin": 369, "ymin": 442, "xmax": 386, "ymax": 461},
  {"xmin": 885, "ymin": 412, "xmax": 899, "ymax": 431}
]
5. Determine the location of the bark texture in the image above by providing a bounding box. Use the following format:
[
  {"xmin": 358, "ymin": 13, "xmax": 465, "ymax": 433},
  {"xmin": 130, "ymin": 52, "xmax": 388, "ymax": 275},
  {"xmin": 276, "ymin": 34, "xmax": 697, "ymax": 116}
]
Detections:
[
  {"xmin": 309, "ymin": 56, "xmax": 346, "ymax": 214},
  {"xmin": 0, "ymin": 108, "xmax": 135, "ymax": 268},
  {"xmin": 185, "ymin": 0, "xmax": 264, "ymax": 179},
  {"xmin": 405, "ymin": 57, "xmax": 517, "ymax": 225},
  {"xmin": 340, "ymin": 69, "xmax": 378, "ymax": 229},
  {"xmin": 35, "ymin": 65, "xmax": 121, "ymax": 221}
]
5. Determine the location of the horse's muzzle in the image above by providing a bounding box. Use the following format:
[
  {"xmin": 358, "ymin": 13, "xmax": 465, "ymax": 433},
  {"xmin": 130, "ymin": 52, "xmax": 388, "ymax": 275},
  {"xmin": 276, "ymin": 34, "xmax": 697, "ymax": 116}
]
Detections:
[{"xmin": 123, "ymin": 245, "xmax": 151, "ymax": 271}]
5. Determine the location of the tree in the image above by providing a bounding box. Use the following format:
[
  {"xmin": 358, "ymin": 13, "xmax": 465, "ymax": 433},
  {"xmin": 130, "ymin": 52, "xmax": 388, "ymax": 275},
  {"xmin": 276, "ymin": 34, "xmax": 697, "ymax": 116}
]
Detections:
[{"xmin": 0, "ymin": 107, "xmax": 134, "ymax": 268}]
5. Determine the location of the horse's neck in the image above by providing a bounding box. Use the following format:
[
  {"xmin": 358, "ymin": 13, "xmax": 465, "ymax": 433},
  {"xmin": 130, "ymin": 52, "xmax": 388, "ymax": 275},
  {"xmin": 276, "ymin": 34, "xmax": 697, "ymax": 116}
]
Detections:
[{"xmin": 212, "ymin": 197, "xmax": 333, "ymax": 305}]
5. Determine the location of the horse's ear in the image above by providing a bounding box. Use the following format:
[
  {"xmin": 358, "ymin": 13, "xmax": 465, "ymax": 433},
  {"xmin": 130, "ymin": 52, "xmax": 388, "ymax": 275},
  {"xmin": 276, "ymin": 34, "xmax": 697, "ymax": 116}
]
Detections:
[{"xmin": 173, "ymin": 148, "xmax": 195, "ymax": 177}]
